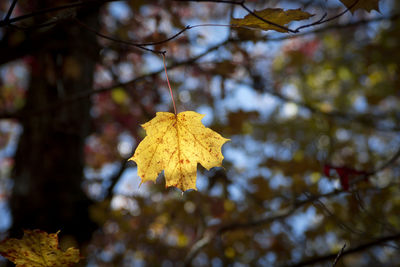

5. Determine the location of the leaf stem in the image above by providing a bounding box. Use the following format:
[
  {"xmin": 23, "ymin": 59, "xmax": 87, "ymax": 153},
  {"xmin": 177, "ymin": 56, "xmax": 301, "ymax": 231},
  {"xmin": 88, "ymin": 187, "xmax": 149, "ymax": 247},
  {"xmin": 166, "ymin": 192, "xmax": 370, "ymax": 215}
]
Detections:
[{"xmin": 162, "ymin": 53, "xmax": 177, "ymax": 115}]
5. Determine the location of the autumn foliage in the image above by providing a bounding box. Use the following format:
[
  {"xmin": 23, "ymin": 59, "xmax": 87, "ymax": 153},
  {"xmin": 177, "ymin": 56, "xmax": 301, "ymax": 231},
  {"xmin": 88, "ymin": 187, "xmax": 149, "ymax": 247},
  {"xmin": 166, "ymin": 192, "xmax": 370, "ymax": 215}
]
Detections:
[
  {"xmin": 1, "ymin": 0, "xmax": 399, "ymax": 266},
  {"xmin": 131, "ymin": 111, "xmax": 229, "ymax": 191}
]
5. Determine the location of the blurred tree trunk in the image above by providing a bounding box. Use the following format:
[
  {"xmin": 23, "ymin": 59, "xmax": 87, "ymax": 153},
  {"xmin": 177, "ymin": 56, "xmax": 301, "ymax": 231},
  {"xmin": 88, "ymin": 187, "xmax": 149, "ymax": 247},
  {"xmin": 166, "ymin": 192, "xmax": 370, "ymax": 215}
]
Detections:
[{"xmin": 9, "ymin": 1, "xmax": 99, "ymax": 251}]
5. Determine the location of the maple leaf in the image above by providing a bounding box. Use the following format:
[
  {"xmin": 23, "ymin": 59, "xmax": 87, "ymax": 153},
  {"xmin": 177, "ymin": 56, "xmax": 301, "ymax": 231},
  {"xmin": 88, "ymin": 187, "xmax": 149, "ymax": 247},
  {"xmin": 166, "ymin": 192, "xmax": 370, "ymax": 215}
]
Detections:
[
  {"xmin": 231, "ymin": 8, "xmax": 313, "ymax": 33},
  {"xmin": 130, "ymin": 111, "xmax": 229, "ymax": 191},
  {"xmin": 339, "ymin": 0, "xmax": 380, "ymax": 13},
  {"xmin": 0, "ymin": 229, "xmax": 80, "ymax": 267}
]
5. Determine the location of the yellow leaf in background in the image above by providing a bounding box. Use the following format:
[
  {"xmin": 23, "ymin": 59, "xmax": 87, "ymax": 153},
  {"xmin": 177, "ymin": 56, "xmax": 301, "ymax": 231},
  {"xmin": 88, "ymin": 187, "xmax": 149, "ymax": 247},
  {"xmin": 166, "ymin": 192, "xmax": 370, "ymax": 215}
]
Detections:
[
  {"xmin": 339, "ymin": 0, "xmax": 380, "ymax": 13},
  {"xmin": 231, "ymin": 8, "xmax": 313, "ymax": 33},
  {"xmin": 130, "ymin": 111, "xmax": 229, "ymax": 191},
  {"xmin": 0, "ymin": 229, "xmax": 80, "ymax": 267},
  {"xmin": 111, "ymin": 87, "xmax": 129, "ymax": 105}
]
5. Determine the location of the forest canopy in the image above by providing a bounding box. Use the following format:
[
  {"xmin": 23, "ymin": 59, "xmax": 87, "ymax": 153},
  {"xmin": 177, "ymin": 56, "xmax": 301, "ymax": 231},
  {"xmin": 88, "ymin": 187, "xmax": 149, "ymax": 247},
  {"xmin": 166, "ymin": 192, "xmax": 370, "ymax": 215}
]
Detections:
[{"xmin": 0, "ymin": 0, "xmax": 400, "ymax": 266}]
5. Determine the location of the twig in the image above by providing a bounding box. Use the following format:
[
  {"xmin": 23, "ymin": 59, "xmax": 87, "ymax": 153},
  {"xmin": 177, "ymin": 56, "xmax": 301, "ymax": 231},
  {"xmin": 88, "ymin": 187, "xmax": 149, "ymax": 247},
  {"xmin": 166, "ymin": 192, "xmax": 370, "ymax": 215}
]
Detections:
[
  {"xmin": 1, "ymin": 14, "xmax": 399, "ymax": 119},
  {"xmin": 3, "ymin": 0, "xmax": 18, "ymax": 22},
  {"xmin": 305, "ymin": 192, "xmax": 365, "ymax": 235},
  {"xmin": 372, "ymin": 146, "xmax": 400, "ymax": 174},
  {"xmin": 75, "ymin": 19, "xmax": 165, "ymax": 55},
  {"xmin": 332, "ymin": 243, "xmax": 346, "ymax": 267},
  {"xmin": 184, "ymin": 205, "xmax": 297, "ymax": 265},
  {"xmin": 176, "ymin": 0, "xmax": 364, "ymax": 34},
  {"xmin": 184, "ymin": 179, "xmax": 400, "ymax": 266},
  {"xmin": 239, "ymin": 2, "xmax": 296, "ymax": 33},
  {"xmin": 107, "ymin": 154, "xmax": 133, "ymax": 197},
  {"xmin": 295, "ymin": 0, "xmax": 361, "ymax": 31},
  {"xmin": 184, "ymin": 188, "xmax": 349, "ymax": 265},
  {"xmin": 162, "ymin": 53, "xmax": 177, "ymax": 114},
  {"xmin": 175, "ymin": 0, "xmax": 295, "ymax": 33},
  {"xmin": 285, "ymin": 233, "xmax": 400, "ymax": 267},
  {"xmin": 234, "ymin": 78, "xmax": 400, "ymax": 132},
  {"xmin": 0, "ymin": 0, "xmax": 119, "ymax": 27},
  {"xmin": 0, "ymin": 38, "xmax": 229, "ymax": 119}
]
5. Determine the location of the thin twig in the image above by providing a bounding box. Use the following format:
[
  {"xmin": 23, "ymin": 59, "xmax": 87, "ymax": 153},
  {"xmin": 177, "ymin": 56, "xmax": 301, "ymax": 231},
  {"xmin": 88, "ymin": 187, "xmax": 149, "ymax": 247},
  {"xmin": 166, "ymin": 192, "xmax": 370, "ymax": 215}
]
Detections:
[
  {"xmin": 239, "ymin": 2, "xmax": 296, "ymax": 33},
  {"xmin": 295, "ymin": 0, "xmax": 360, "ymax": 31},
  {"xmin": 0, "ymin": 38, "xmax": 229, "ymax": 120},
  {"xmin": 1, "ymin": 14, "xmax": 399, "ymax": 120},
  {"xmin": 3, "ymin": 0, "xmax": 18, "ymax": 22},
  {"xmin": 0, "ymin": 0, "xmax": 118, "ymax": 27},
  {"xmin": 184, "ymin": 177, "xmax": 400, "ymax": 266},
  {"xmin": 332, "ymin": 243, "xmax": 346, "ymax": 267},
  {"xmin": 233, "ymin": 78, "xmax": 400, "ymax": 132},
  {"xmin": 285, "ymin": 233, "xmax": 400, "ymax": 267},
  {"xmin": 75, "ymin": 19, "xmax": 165, "ymax": 55},
  {"xmin": 175, "ymin": 0, "xmax": 295, "ymax": 33},
  {"xmin": 373, "ymin": 146, "xmax": 400, "ymax": 173},
  {"xmin": 184, "ymin": 205, "xmax": 297, "ymax": 265},
  {"xmin": 107, "ymin": 154, "xmax": 134, "ymax": 197},
  {"xmin": 309, "ymin": 195, "xmax": 364, "ymax": 235},
  {"xmin": 162, "ymin": 53, "xmax": 177, "ymax": 114},
  {"xmin": 176, "ymin": 0, "xmax": 363, "ymax": 34}
]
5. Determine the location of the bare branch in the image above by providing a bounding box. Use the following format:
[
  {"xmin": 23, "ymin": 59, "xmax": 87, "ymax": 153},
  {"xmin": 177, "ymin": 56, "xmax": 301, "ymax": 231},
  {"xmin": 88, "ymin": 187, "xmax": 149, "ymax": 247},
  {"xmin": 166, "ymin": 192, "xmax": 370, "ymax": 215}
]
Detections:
[
  {"xmin": 106, "ymin": 154, "xmax": 134, "ymax": 197},
  {"xmin": 284, "ymin": 233, "xmax": 400, "ymax": 267},
  {"xmin": 0, "ymin": 0, "xmax": 119, "ymax": 28},
  {"xmin": 184, "ymin": 205, "xmax": 298, "ymax": 266},
  {"xmin": 75, "ymin": 18, "xmax": 166, "ymax": 55},
  {"xmin": 175, "ymin": 0, "xmax": 295, "ymax": 33},
  {"xmin": 3, "ymin": 0, "xmax": 18, "ymax": 22},
  {"xmin": 1, "ymin": 14, "xmax": 399, "ymax": 119},
  {"xmin": 234, "ymin": 78, "xmax": 400, "ymax": 132},
  {"xmin": 332, "ymin": 243, "xmax": 346, "ymax": 267},
  {"xmin": 372, "ymin": 146, "xmax": 400, "ymax": 174},
  {"xmin": 176, "ymin": 0, "xmax": 365, "ymax": 34},
  {"xmin": 295, "ymin": 0, "xmax": 361, "ymax": 31},
  {"xmin": 239, "ymin": 2, "xmax": 296, "ymax": 33},
  {"xmin": 0, "ymin": 38, "xmax": 230, "ymax": 119}
]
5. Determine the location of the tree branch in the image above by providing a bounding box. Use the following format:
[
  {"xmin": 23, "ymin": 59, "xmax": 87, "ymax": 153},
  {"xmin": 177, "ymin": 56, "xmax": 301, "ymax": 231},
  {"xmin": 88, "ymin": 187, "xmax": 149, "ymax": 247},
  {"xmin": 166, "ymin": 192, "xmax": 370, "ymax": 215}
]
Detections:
[
  {"xmin": 232, "ymin": 78, "xmax": 400, "ymax": 132},
  {"xmin": 175, "ymin": 0, "xmax": 296, "ymax": 33},
  {"xmin": 184, "ymin": 205, "xmax": 299, "ymax": 266},
  {"xmin": 0, "ymin": 37, "xmax": 230, "ymax": 120},
  {"xmin": 372, "ymin": 146, "xmax": 400, "ymax": 174},
  {"xmin": 294, "ymin": 0, "xmax": 360, "ymax": 32},
  {"xmin": 284, "ymin": 233, "xmax": 400, "ymax": 267},
  {"xmin": 1, "ymin": 14, "xmax": 399, "ymax": 119},
  {"xmin": 184, "ymin": 176, "xmax": 400, "ymax": 266},
  {"xmin": 75, "ymin": 18, "xmax": 166, "ymax": 55},
  {"xmin": 3, "ymin": 0, "xmax": 18, "ymax": 22},
  {"xmin": 176, "ymin": 0, "xmax": 365, "ymax": 34},
  {"xmin": 106, "ymin": 154, "xmax": 133, "ymax": 197}
]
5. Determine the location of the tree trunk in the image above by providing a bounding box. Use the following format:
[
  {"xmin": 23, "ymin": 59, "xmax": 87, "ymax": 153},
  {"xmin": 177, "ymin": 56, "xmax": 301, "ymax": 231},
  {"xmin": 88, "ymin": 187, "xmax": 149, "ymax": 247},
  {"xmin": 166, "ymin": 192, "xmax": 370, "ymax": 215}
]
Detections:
[{"xmin": 9, "ymin": 2, "xmax": 99, "ymax": 252}]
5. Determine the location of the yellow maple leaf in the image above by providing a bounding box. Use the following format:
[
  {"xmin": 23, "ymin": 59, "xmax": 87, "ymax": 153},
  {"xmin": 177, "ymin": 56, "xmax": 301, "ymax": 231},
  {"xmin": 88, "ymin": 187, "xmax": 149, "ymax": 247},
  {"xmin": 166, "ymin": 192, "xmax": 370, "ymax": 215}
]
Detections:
[
  {"xmin": 231, "ymin": 8, "xmax": 313, "ymax": 33},
  {"xmin": 339, "ymin": 0, "xmax": 380, "ymax": 13},
  {"xmin": 130, "ymin": 111, "xmax": 229, "ymax": 191},
  {"xmin": 0, "ymin": 229, "xmax": 80, "ymax": 267}
]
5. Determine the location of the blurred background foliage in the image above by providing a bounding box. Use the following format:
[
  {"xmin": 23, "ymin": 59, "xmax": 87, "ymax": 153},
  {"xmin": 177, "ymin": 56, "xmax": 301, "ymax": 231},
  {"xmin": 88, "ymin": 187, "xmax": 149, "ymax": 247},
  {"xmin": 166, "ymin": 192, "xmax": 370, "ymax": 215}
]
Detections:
[{"xmin": 0, "ymin": 0, "xmax": 400, "ymax": 266}]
